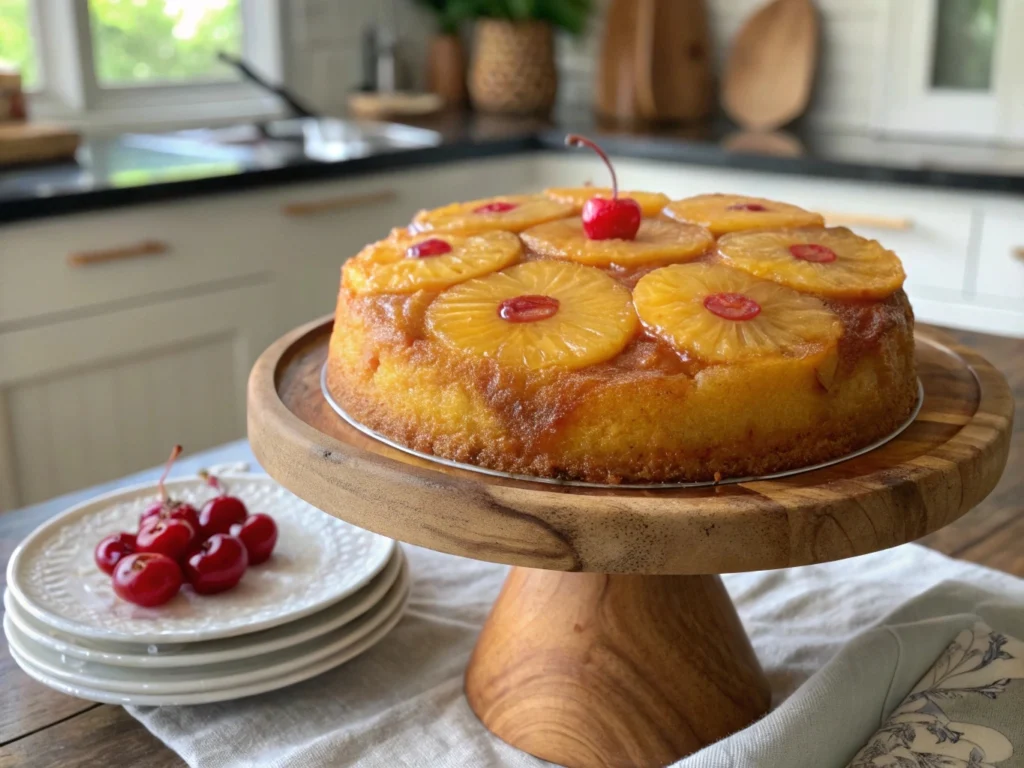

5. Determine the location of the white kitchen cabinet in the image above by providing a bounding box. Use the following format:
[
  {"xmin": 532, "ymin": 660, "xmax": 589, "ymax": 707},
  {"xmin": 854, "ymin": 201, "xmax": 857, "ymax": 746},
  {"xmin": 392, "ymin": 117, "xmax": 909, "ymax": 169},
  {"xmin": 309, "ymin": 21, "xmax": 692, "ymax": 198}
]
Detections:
[
  {"xmin": 973, "ymin": 210, "xmax": 1024, "ymax": 303},
  {"xmin": 0, "ymin": 196, "xmax": 278, "ymax": 329},
  {"xmin": 0, "ymin": 282, "xmax": 277, "ymax": 510}
]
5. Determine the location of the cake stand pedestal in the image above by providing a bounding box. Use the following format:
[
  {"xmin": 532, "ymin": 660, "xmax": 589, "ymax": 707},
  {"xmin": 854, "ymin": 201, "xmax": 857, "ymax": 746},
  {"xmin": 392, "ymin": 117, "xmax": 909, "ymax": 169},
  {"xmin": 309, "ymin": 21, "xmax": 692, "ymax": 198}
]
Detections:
[{"xmin": 247, "ymin": 318, "xmax": 1013, "ymax": 768}]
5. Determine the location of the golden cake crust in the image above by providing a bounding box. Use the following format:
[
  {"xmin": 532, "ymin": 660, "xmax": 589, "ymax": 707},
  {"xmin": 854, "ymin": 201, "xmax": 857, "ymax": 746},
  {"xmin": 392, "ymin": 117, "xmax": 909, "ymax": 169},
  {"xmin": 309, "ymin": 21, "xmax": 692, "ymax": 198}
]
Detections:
[{"xmin": 326, "ymin": 230, "xmax": 917, "ymax": 484}]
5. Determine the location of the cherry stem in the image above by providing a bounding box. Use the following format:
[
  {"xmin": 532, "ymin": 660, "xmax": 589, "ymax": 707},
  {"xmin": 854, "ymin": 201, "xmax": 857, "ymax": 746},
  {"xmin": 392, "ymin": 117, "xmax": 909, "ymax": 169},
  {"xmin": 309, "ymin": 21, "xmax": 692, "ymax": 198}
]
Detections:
[
  {"xmin": 197, "ymin": 469, "xmax": 223, "ymax": 495},
  {"xmin": 565, "ymin": 134, "xmax": 618, "ymax": 200},
  {"xmin": 157, "ymin": 445, "xmax": 182, "ymax": 503}
]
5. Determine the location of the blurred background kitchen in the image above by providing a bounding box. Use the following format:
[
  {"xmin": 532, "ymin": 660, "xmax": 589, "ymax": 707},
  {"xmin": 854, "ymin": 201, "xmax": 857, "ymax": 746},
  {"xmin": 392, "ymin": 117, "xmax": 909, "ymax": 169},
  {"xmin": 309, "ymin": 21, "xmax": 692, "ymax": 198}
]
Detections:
[{"xmin": 0, "ymin": 0, "xmax": 1021, "ymax": 511}]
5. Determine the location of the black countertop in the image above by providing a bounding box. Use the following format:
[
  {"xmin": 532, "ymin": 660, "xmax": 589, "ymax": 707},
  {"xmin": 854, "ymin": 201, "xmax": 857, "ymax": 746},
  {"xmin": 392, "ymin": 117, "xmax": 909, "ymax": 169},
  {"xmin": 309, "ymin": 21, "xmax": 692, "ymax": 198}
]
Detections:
[{"xmin": 2, "ymin": 112, "xmax": 1023, "ymax": 225}]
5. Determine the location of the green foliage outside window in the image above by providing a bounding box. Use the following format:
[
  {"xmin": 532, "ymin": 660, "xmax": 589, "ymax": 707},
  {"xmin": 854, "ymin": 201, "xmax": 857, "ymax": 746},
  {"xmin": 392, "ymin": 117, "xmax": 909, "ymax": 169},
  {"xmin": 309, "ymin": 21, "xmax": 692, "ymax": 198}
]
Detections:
[
  {"xmin": 90, "ymin": 0, "xmax": 242, "ymax": 84},
  {"xmin": 415, "ymin": 0, "xmax": 593, "ymax": 35},
  {"xmin": 0, "ymin": 0, "xmax": 242, "ymax": 89},
  {"xmin": 0, "ymin": 0, "xmax": 36, "ymax": 87}
]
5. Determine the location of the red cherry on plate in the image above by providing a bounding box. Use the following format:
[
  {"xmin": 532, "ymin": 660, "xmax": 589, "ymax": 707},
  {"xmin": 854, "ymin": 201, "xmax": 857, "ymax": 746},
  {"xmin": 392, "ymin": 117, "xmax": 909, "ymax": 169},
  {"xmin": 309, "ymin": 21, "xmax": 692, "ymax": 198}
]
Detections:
[
  {"xmin": 136, "ymin": 518, "xmax": 197, "ymax": 562},
  {"xmin": 473, "ymin": 201, "xmax": 518, "ymax": 214},
  {"xmin": 139, "ymin": 445, "xmax": 199, "ymax": 531},
  {"xmin": 789, "ymin": 243, "xmax": 838, "ymax": 263},
  {"xmin": 140, "ymin": 500, "xmax": 199, "ymax": 533},
  {"xmin": 565, "ymin": 134, "xmax": 642, "ymax": 241},
  {"xmin": 94, "ymin": 532, "xmax": 136, "ymax": 575},
  {"xmin": 185, "ymin": 534, "xmax": 248, "ymax": 595},
  {"xmin": 230, "ymin": 514, "xmax": 278, "ymax": 565},
  {"xmin": 704, "ymin": 292, "xmax": 762, "ymax": 321},
  {"xmin": 112, "ymin": 552, "xmax": 182, "ymax": 607},
  {"xmin": 726, "ymin": 202, "xmax": 769, "ymax": 212},
  {"xmin": 199, "ymin": 495, "xmax": 248, "ymax": 538},
  {"xmin": 406, "ymin": 238, "xmax": 452, "ymax": 258}
]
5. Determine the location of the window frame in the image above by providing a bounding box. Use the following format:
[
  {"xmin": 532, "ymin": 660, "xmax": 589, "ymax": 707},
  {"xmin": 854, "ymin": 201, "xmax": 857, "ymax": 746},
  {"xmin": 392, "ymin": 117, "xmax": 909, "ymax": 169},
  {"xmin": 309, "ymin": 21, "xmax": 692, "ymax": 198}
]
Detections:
[
  {"xmin": 26, "ymin": 0, "xmax": 287, "ymax": 130},
  {"xmin": 873, "ymin": 0, "xmax": 1023, "ymax": 143}
]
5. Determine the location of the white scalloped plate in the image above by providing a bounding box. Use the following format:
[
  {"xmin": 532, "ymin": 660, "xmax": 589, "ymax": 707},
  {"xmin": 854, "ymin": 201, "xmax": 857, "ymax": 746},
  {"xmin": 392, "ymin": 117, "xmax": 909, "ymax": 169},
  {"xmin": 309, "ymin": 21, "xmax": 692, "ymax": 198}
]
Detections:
[
  {"xmin": 4, "ymin": 562, "xmax": 409, "ymax": 694},
  {"xmin": 6, "ymin": 581, "xmax": 409, "ymax": 706},
  {"xmin": 2, "ymin": 549, "xmax": 405, "ymax": 668},
  {"xmin": 6, "ymin": 474, "xmax": 395, "ymax": 644}
]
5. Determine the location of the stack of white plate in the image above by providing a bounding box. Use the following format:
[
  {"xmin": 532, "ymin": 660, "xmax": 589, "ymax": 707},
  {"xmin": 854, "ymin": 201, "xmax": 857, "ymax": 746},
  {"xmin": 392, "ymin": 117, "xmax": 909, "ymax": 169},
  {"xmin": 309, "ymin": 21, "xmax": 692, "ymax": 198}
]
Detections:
[{"xmin": 3, "ymin": 474, "xmax": 407, "ymax": 706}]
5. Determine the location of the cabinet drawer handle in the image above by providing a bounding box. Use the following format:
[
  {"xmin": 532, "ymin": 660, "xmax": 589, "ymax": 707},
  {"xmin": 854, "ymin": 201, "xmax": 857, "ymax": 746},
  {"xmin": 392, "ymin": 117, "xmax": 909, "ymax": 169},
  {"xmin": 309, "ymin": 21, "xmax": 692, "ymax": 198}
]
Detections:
[
  {"xmin": 820, "ymin": 213, "xmax": 914, "ymax": 231},
  {"xmin": 67, "ymin": 239, "xmax": 169, "ymax": 267},
  {"xmin": 281, "ymin": 189, "xmax": 397, "ymax": 218}
]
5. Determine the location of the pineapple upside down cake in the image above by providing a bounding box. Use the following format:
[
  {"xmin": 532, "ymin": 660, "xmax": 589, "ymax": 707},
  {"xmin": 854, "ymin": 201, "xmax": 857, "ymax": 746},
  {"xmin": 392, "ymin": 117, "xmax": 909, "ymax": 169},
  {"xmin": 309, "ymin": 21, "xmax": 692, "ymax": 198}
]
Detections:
[{"xmin": 327, "ymin": 136, "xmax": 917, "ymax": 484}]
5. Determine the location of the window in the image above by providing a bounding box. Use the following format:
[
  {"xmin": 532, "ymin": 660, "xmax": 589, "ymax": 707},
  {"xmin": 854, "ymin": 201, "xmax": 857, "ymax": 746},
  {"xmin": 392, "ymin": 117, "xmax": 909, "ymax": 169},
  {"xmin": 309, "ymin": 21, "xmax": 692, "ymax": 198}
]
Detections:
[
  {"xmin": 0, "ymin": 0, "xmax": 283, "ymax": 129},
  {"xmin": 0, "ymin": 0, "xmax": 39, "ymax": 89},
  {"xmin": 89, "ymin": 0, "xmax": 242, "ymax": 85},
  {"xmin": 930, "ymin": 0, "xmax": 999, "ymax": 91}
]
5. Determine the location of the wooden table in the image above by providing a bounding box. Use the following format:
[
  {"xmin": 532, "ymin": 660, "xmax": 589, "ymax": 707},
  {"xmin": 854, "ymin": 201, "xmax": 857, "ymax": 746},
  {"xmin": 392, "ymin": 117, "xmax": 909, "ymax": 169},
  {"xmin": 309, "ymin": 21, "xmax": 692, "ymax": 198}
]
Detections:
[{"xmin": 0, "ymin": 326, "xmax": 1020, "ymax": 768}]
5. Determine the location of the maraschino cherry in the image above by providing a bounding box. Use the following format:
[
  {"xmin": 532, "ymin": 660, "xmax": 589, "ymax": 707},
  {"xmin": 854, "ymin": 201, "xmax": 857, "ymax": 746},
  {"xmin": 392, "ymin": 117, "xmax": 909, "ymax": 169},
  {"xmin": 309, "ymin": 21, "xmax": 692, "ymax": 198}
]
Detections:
[
  {"xmin": 473, "ymin": 201, "xmax": 518, "ymax": 214},
  {"xmin": 565, "ymin": 134, "xmax": 642, "ymax": 241},
  {"xmin": 704, "ymin": 292, "xmax": 761, "ymax": 321},
  {"xmin": 498, "ymin": 295, "xmax": 560, "ymax": 323},
  {"xmin": 406, "ymin": 238, "xmax": 452, "ymax": 258},
  {"xmin": 139, "ymin": 445, "xmax": 199, "ymax": 532},
  {"xmin": 790, "ymin": 243, "xmax": 837, "ymax": 263}
]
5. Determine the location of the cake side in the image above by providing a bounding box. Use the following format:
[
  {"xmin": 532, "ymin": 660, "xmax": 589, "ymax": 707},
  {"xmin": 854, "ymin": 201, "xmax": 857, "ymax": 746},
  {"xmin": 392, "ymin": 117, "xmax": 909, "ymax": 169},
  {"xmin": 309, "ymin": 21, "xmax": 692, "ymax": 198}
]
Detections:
[{"xmin": 327, "ymin": 278, "xmax": 916, "ymax": 484}]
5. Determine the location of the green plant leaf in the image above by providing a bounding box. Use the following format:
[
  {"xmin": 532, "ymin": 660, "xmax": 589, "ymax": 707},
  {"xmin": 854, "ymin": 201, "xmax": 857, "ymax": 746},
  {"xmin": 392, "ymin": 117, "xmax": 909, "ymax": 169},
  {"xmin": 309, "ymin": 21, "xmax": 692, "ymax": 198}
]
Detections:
[{"xmin": 446, "ymin": 0, "xmax": 591, "ymax": 32}]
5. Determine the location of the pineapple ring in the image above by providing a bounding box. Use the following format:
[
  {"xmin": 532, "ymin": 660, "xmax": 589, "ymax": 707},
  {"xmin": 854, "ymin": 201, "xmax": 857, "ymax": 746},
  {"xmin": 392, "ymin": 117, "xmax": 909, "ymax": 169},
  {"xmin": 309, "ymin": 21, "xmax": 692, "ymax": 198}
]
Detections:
[
  {"xmin": 664, "ymin": 194, "xmax": 824, "ymax": 236},
  {"xmin": 412, "ymin": 194, "xmax": 574, "ymax": 235},
  {"xmin": 717, "ymin": 227, "xmax": 907, "ymax": 299},
  {"xmin": 343, "ymin": 231, "xmax": 522, "ymax": 295},
  {"xmin": 543, "ymin": 187, "xmax": 670, "ymax": 217},
  {"xmin": 426, "ymin": 261, "xmax": 639, "ymax": 371},
  {"xmin": 522, "ymin": 217, "xmax": 713, "ymax": 268},
  {"xmin": 633, "ymin": 263, "xmax": 843, "ymax": 363}
]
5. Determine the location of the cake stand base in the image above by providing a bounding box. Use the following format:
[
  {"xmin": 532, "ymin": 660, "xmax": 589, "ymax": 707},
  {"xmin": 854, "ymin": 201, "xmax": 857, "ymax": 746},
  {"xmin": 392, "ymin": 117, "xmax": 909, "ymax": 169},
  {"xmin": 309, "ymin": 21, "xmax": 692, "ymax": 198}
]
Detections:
[{"xmin": 465, "ymin": 568, "xmax": 770, "ymax": 768}]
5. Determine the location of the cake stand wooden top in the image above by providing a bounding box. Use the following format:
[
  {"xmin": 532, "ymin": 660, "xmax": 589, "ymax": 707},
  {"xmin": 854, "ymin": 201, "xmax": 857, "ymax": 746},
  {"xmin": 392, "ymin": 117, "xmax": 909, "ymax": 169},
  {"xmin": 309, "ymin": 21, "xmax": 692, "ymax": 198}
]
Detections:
[{"xmin": 247, "ymin": 317, "xmax": 1013, "ymax": 575}]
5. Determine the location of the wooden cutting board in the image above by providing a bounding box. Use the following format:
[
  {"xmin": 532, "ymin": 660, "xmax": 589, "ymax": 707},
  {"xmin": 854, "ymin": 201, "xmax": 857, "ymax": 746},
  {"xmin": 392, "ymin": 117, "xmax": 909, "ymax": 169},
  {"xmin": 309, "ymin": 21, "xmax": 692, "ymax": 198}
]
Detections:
[
  {"xmin": 0, "ymin": 123, "xmax": 80, "ymax": 166},
  {"xmin": 597, "ymin": 0, "xmax": 713, "ymax": 123},
  {"xmin": 722, "ymin": 0, "xmax": 818, "ymax": 131}
]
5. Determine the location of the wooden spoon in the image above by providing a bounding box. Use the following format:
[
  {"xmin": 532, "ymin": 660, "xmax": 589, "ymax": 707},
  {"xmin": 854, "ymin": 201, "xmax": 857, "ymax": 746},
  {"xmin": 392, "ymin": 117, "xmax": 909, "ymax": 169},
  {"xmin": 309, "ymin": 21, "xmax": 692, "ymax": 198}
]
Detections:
[{"xmin": 722, "ymin": 0, "xmax": 818, "ymax": 131}]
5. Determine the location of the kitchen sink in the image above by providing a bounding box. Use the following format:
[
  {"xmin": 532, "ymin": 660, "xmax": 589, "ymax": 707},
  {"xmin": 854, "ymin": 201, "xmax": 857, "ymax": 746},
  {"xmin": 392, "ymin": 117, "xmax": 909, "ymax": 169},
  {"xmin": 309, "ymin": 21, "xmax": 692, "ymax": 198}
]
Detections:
[{"xmin": 121, "ymin": 118, "xmax": 443, "ymax": 164}]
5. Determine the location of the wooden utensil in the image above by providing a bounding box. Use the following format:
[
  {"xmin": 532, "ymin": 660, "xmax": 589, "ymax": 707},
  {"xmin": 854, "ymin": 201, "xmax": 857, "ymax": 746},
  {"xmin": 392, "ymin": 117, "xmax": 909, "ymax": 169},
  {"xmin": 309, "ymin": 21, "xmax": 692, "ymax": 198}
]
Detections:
[
  {"xmin": 346, "ymin": 92, "xmax": 443, "ymax": 120},
  {"xmin": 722, "ymin": 0, "xmax": 819, "ymax": 131},
  {"xmin": 0, "ymin": 123, "xmax": 80, "ymax": 166},
  {"xmin": 597, "ymin": 0, "xmax": 713, "ymax": 124}
]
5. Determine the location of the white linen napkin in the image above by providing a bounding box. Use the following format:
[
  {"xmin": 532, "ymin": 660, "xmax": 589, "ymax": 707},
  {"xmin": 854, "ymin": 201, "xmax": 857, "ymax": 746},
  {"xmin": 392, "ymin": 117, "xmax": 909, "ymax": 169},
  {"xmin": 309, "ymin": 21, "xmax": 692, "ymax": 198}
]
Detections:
[{"xmin": 127, "ymin": 543, "xmax": 1024, "ymax": 768}]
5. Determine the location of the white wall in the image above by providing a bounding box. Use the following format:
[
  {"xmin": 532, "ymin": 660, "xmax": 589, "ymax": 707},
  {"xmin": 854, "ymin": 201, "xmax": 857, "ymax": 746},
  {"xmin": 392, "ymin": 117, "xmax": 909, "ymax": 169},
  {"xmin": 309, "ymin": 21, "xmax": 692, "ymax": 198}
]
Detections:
[
  {"xmin": 284, "ymin": 0, "xmax": 435, "ymax": 115},
  {"xmin": 287, "ymin": 0, "xmax": 885, "ymax": 130}
]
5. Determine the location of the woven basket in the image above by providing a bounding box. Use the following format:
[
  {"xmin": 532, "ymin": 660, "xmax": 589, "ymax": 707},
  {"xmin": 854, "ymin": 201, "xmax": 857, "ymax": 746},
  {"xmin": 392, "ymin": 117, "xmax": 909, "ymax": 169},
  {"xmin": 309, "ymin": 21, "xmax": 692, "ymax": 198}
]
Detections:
[{"xmin": 469, "ymin": 20, "xmax": 557, "ymax": 115}]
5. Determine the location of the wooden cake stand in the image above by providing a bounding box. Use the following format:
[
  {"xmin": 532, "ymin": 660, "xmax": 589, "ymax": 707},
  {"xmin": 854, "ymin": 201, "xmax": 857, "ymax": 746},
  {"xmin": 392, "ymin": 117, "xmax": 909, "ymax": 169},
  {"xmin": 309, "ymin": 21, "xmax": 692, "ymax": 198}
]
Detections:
[{"xmin": 248, "ymin": 318, "xmax": 1013, "ymax": 768}]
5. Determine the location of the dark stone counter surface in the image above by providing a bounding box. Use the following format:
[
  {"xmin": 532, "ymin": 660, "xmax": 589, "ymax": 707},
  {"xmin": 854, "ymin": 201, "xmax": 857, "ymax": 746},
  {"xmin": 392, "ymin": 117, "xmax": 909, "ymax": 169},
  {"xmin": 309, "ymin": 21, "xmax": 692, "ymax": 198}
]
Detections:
[{"xmin": 2, "ymin": 111, "xmax": 1022, "ymax": 226}]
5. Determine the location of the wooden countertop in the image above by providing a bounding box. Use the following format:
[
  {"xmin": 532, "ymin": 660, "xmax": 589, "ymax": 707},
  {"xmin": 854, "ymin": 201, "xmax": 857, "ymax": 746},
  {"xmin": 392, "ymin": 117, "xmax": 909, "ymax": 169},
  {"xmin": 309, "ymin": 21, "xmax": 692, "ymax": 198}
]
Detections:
[{"xmin": 0, "ymin": 325, "xmax": 1020, "ymax": 767}]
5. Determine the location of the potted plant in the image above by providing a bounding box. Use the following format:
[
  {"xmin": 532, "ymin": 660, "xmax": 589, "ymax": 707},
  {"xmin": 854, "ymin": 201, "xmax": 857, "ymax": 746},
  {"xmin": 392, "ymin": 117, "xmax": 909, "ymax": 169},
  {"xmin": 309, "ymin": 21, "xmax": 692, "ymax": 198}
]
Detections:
[
  {"xmin": 415, "ymin": 0, "xmax": 474, "ymax": 108},
  {"xmin": 464, "ymin": 0, "xmax": 592, "ymax": 116}
]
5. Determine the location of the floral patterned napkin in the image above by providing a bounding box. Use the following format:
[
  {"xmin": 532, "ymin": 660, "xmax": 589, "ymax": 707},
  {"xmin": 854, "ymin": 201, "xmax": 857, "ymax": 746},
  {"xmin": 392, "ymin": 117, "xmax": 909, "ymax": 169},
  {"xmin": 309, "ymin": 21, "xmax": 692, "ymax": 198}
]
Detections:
[{"xmin": 849, "ymin": 622, "xmax": 1024, "ymax": 768}]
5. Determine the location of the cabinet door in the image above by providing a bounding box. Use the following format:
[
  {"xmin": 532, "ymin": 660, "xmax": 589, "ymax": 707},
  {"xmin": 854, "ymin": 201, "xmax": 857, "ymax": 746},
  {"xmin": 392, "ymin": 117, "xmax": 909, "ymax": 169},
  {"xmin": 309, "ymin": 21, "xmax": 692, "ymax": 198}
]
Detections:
[
  {"xmin": 0, "ymin": 282, "xmax": 277, "ymax": 511},
  {"xmin": 974, "ymin": 210, "xmax": 1024, "ymax": 303}
]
